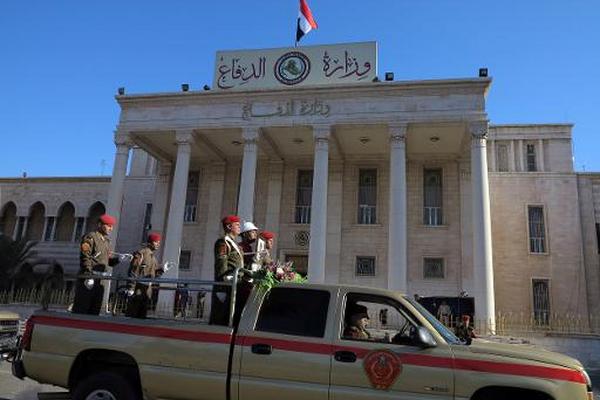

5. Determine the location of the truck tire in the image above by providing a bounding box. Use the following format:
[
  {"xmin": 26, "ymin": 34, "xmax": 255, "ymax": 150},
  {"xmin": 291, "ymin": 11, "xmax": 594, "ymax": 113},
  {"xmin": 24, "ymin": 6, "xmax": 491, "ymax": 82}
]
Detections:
[{"xmin": 72, "ymin": 371, "xmax": 140, "ymax": 400}]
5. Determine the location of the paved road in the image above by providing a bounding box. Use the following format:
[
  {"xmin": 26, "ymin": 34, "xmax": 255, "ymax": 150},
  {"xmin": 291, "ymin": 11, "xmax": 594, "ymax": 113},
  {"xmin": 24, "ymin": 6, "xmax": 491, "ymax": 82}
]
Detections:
[{"xmin": 1, "ymin": 359, "xmax": 599, "ymax": 400}]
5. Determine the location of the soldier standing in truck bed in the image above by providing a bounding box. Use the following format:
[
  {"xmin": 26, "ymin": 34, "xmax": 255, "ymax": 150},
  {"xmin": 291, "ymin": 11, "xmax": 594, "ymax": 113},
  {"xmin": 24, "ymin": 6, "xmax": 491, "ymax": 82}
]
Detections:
[
  {"xmin": 125, "ymin": 232, "xmax": 161, "ymax": 319},
  {"xmin": 72, "ymin": 214, "xmax": 121, "ymax": 315}
]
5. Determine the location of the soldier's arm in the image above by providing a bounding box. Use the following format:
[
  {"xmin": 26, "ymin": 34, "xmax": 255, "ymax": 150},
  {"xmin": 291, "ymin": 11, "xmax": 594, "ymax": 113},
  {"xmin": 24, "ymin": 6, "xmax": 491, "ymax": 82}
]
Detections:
[
  {"xmin": 214, "ymin": 240, "xmax": 229, "ymax": 279},
  {"xmin": 108, "ymin": 252, "xmax": 120, "ymax": 267},
  {"xmin": 80, "ymin": 235, "xmax": 95, "ymax": 273},
  {"xmin": 129, "ymin": 252, "xmax": 143, "ymax": 277}
]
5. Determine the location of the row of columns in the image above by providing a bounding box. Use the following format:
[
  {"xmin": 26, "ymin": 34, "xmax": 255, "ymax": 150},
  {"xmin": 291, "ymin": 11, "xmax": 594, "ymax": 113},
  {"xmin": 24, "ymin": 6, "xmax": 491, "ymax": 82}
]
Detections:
[
  {"xmin": 489, "ymin": 138, "xmax": 546, "ymax": 172},
  {"xmin": 107, "ymin": 121, "xmax": 495, "ymax": 330}
]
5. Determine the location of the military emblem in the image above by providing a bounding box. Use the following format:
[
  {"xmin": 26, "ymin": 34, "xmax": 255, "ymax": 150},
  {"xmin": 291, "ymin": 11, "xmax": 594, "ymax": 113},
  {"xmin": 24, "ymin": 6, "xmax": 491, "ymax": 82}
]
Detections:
[
  {"xmin": 363, "ymin": 350, "xmax": 402, "ymax": 390},
  {"xmin": 274, "ymin": 51, "xmax": 311, "ymax": 85}
]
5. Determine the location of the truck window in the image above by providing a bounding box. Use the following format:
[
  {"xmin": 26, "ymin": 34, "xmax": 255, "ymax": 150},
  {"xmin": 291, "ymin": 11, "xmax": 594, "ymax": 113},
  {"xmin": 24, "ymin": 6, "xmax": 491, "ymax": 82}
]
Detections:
[{"xmin": 255, "ymin": 287, "xmax": 330, "ymax": 337}]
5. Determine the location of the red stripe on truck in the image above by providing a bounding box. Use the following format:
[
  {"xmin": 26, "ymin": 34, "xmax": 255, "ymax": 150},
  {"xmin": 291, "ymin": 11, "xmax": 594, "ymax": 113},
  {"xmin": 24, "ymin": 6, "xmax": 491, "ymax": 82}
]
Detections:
[{"xmin": 32, "ymin": 315, "xmax": 586, "ymax": 385}]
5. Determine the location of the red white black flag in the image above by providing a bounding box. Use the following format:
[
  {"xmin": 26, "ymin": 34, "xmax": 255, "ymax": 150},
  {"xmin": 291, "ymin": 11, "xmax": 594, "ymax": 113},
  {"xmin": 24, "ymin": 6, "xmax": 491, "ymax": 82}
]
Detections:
[{"xmin": 296, "ymin": 0, "xmax": 318, "ymax": 44}]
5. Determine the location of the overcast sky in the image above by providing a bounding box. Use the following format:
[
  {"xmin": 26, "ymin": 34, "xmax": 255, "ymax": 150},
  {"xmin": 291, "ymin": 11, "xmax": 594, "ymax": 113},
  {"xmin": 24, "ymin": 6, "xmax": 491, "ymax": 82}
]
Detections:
[{"xmin": 1, "ymin": 0, "xmax": 599, "ymax": 176}]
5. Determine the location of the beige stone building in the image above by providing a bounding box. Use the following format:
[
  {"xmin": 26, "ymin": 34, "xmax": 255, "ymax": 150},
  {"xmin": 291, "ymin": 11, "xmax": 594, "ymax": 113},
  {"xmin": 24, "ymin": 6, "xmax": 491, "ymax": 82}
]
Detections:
[{"xmin": 1, "ymin": 44, "xmax": 599, "ymax": 332}]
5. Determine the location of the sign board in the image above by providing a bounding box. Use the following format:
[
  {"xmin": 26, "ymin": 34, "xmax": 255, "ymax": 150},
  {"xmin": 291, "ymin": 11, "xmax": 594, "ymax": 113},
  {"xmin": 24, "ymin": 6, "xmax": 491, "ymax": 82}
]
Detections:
[{"xmin": 213, "ymin": 41, "xmax": 377, "ymax": 91}]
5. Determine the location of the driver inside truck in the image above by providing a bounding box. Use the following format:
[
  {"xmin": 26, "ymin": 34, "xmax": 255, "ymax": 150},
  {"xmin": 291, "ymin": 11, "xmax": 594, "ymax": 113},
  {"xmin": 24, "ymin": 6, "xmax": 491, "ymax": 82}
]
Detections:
[{"xmin": 343, "ymin": 304, "xmax": 372, "ymax": 341}]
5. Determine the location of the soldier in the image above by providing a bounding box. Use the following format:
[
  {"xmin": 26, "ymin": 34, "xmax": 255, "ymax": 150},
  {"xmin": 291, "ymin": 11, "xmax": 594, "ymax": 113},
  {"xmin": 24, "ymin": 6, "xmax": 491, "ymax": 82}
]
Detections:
[
  {"xmin": 239, "ymin": 221, "xmax": 259, "ymax": 269},
  {"xmin": 125, "ymin": 232, "xmax": 161, "ymax": 319},
  {"xmin": 343, "ymin": 304, "xmax": 371, "ymax": 340},
  {"xmin": 210, "ymin": 215, "xmax": 245, "ymax": 325},
  {"xmin": 455, "ymin": 314, "xmax": 476, "ymax": 343},
  {"xmin": 72, "ymin": 214, "xmax": 121, "ymax": 315},
  {"xmin": 256, "ymin": 231, "xmax": 275, "ymax": 268}
]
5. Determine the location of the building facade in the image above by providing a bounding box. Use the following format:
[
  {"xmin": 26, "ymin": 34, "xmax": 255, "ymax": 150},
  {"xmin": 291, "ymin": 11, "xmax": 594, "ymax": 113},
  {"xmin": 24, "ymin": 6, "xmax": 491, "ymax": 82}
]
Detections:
[{"xmin": 1, "ymin": 47, "xmax": 600, "ymax": 333}]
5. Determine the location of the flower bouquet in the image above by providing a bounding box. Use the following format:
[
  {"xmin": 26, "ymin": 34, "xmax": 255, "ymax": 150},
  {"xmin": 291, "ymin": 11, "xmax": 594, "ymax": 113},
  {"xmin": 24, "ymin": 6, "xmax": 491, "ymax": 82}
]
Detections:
[{"xmin": 252, "ymin": 260, "xmax": 307, "ymax": 292}]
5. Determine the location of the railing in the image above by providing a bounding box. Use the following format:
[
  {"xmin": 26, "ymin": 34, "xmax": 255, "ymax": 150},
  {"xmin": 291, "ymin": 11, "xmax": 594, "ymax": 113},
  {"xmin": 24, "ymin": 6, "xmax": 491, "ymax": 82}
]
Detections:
[
  {"xmin": 423, "ymin": 206, "xmax": 443, "ymax": 226},
  {"xmin": 358, "ymin": 205, "xmax": 376, "ymax": 224},
  {"xmin": 295, "ymin": 205, "xmax": 311, "ymax": 224},
  {"xmin": 184, "ymin": 204, "xmax": 197, "ymax": 222}
]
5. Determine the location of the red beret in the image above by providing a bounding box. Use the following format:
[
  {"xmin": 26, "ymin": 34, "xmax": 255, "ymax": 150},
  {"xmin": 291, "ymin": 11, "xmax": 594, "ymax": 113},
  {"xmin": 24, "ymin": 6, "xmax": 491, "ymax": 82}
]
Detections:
[
  {"xmin": 148, "ymin": 232, "xmax": 162, "ymax": 242},
  {"xmin": 221, "ymin": 215, "xmax": 241, "ymax": 225},
  {"xmin": 260, "ymin": 231, "xmax": 275, "ymax": 240},
  {"xmin": 99, "ymin": 214, "xmax": 116, "ymax": 226}
]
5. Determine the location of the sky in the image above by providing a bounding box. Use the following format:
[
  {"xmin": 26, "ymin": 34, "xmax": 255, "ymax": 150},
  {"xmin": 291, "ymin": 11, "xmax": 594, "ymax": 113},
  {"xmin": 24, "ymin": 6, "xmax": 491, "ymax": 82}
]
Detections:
[{"xmin": 1, "ymin": 1, "xmax": 599, "ymax": 177}]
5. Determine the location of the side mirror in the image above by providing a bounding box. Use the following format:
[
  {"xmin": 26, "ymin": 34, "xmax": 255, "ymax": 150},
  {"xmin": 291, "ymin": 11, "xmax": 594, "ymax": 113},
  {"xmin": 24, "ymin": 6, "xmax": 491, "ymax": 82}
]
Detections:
[{"xmin": 414, "ymin": 326, "xmax": 437, "ymax": 349}]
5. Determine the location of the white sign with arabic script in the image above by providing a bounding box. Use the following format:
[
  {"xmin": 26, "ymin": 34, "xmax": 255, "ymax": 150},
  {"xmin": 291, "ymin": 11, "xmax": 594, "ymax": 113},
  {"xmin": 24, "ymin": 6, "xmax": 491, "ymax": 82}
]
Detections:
[{"xmin": 214, "ymin": 41, "xmax": 377, "ymax": 91}]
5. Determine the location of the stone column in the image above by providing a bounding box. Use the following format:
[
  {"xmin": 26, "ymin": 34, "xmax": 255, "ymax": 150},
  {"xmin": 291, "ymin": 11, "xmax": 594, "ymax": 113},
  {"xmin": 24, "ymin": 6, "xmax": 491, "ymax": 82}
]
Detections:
[
  {"xmin": 308, "ymin": 125, "xmax": 330, "ymax": 284},
  {"xmin": 517, "ymin": 139, "xmax": 524, "ymax": 171},
  {"xmin": 237, "ymin": 127, "xmax": 259, "ymax": 222},
  {"xmin": 509, "ymin": 140, "xmax": 516, "ymax": 172},
  {"xmin": 538, "ymin": 139, "xmax": 545, "ymax": 172},
  {"xmin": 470, "ymin": 121, "xmax": 496, "ymax": 334},
  {"xmin": 387, "ymin": 124, "xmax": 408, "ymax": 292},
  {"xmin": 158, "ymin": 131, "xmax": 194, "ymax": 311},
  {"xmin": 150, "ymin": 161, "xmax": 173, "ymax": 261},
  {"xmin": 264, "ymin": 161, "xmax": 284, "ymax": 255},
  {"xmin": 201, "ymin": 163, "xmax": 226, "ymax": 281},
  {"xmin": 106, "ymin": 132, "xmax": 132, "ymax": 233}
]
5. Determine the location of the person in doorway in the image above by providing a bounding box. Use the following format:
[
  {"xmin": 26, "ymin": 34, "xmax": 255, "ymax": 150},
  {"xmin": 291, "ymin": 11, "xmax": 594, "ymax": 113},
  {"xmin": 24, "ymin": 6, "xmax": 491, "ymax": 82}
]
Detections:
[
  {"xmin": 437, "ymin": 300, "xmax": 453, "ymax": 327},
  {"xmin": 125, "ymin": 232, "xmax": 161, "ymax": 319},
  {"xmin": 72, "ymin": 214, "xmax": 121, "ymax": 315}
]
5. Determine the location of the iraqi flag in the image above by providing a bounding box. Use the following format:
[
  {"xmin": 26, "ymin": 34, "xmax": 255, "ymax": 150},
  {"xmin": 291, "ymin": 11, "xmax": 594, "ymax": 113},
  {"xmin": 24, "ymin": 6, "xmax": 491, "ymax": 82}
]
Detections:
[{"xmin": 296, "ymin": 0, "xmax": 318, "ymax": 44}]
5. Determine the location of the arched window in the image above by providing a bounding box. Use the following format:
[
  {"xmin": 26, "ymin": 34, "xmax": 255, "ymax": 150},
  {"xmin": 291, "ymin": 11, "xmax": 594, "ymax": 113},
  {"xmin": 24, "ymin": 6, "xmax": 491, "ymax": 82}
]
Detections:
[
  {"xmin": 85, "ymin": 202, "xmax": 106, "ymax": 234},
  {"xmin": 0, "ymin": 202, "xmax": 17, "ymax": 238},
  {"xmin": 26, "ymin": 202, "xmax": 46, "ymax": 241},
  {"xmin": 55, "ymin": 202, "xmax": 76, "ymax": 241}
]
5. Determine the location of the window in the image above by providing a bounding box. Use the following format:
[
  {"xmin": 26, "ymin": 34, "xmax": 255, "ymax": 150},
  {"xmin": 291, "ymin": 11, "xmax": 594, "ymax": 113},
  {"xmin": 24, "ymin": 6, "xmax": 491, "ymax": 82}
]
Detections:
[
  {"xmin": 424, "ymin": 258, "xmax": 444, "ymax": 279},
  {"xmin": 141, "ymin": 203, "xmax": 153, "ymax": 242},
  {"xmin": 356, "ymin": 256, "xmax": 376, "ymax": 276},
  {"xmin": 256, "ymin": 288, "xmax": 330, "ymax": 337},
  {"xmin": 526, "ymin": 144, "xmax": 537, "ymax": 172},
  {"xmin": 342, "ymin": 293, "xmax": 420, "ymax": 345},
  {"xmin": 423, "ymin": 169, "xmax": 443, "ymax": 226},
  {"xmin": 358, "ymin": 169, "xmax": 377, "ymax": 224},
  {"xmin": 528, "ymin": 206, "xmax": 546, "ymax": 253},
  {"xmin": 532, "ymin": 279, "xmax": 550, "ymax": 326},
  {"xmin": 179, "ymin": 250, "xmax": 192, "ymax": 271},
  {"xmin": 184, "ymin": 172, "xmax": 199, "ymax": 222},
  {"xmin": 44, "ymin": 217, "xmax": 55, "ymax": 241},
  {"xmin": 74, "ymin": 217, "xmax": 85, "ymax": 242},
  {"xmin": 295, "ymin": 170, "xmax": 313, "ymax": 224},
  {"xmin": 496, "ymin": 144, "xmax": 509, "ymax": 172},
  {"xmin": 596, "ymin": 223, "xmax": 600, "ymax": 254},
  {"xmin": 15, "ymin": 217, "xmax": 26, "ymax": 240}
]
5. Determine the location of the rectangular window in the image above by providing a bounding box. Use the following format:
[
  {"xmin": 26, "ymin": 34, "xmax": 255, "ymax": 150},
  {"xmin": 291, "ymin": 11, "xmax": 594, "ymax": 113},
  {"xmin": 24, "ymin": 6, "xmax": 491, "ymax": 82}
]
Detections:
[
  {"xmin": 528, "ymin": 206, "xmax": 546, "ymax": 253},
  {"xmin": 496, "ymin": 144, "xmax": 509, "ymax": 172},
  {"xmin": 532, "ymin": 279, "xmax": 550, "ymax": 326},
  {"xmin": 256, "ymin": 287, "xmax": 330, "ymax": 337},
  {"xmin": 424, "ymin": 258, "xmax": 445, "ymax": 279},
  {"xmin": 141, "ymin": 203, "xmax": 153, "ymax": 242},
  {"xmin": 596, "ymin": 223, "xmax": 600, "ymax": 254},
  {"xmin": 527, "ymin": 144, "xmax": 537, "ymax": 172},
  {"xmin": 184, "ymin": 171, "xmax": 199, "ymax": 222},
  {"xmin": 295, "ymin": 170, "xmax": 313, "ymax": 224},
  {"xmin": 423, "ymin": 169, "xmax": 443, "ymax": 226},
  {"xmin": 358, "ymin": 169, "xmax": 377, "ymax": 224},
  {"xmin": 74, "ymin": 217, "xmax": 85, "ymax": 242},
  {"xmin": 355, "ymin": 256, "xmax": 376, "ymax": 276},
  {"xmin": 179, "ymin": 250, "xmax": 191, "ymax": 271},
  {"xmin": 44, "ymin": 217, "xmax": 55, "ymax": 241},
  {"xmin": 15, "ymin": 217, "xmax": 26, "ymax": 240}
]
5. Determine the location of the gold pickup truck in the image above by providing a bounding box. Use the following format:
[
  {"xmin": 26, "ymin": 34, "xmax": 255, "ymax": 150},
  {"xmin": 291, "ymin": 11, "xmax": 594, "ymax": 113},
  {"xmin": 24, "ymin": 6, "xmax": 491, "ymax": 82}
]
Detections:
[{"xmin": 12, "ymin": 283, "xmax": 594, "ymax": 400}]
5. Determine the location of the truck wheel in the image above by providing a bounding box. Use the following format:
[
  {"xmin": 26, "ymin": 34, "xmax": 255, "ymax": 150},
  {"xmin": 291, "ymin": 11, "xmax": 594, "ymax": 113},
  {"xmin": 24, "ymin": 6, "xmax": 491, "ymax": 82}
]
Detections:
[{"xmin": 72, "ymin": 371, "xmax": 140, "ymax": 400}]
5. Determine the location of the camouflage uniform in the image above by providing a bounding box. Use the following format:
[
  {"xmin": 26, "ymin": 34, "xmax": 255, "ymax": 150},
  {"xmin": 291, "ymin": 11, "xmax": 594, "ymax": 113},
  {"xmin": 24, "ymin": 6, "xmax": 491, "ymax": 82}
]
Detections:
[
  {"xmin": 125, "ymin": 246, "xmax": 158, "ymax": 318},
  {"xmin": 72, "ymin": 231, "xmax": 119, "ymax": 315}
]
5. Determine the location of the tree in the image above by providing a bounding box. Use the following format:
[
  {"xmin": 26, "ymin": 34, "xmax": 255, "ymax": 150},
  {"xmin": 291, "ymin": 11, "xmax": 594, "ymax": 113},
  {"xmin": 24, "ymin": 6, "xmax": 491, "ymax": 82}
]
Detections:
[{"xmin": 0, "ymin": 235, "xmax": 38, "ymax": 290}]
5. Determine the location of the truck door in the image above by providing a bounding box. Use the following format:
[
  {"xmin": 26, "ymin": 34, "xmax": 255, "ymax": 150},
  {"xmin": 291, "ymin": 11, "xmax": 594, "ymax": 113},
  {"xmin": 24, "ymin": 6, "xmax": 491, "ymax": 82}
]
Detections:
[
  {"xmin": 236, "ymin": 286, "xmax": 335, "ymax": 400},
  {"xmin": 330, "ymin": 291, "xmax": 455, "ymax": 400}
]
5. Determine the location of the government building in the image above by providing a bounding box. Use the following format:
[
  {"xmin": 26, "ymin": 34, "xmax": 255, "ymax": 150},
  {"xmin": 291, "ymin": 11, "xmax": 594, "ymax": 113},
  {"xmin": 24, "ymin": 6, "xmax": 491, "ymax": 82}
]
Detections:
[{"xmin": 1, "ymin": 43, "xmax": 599, "ymax": 332}]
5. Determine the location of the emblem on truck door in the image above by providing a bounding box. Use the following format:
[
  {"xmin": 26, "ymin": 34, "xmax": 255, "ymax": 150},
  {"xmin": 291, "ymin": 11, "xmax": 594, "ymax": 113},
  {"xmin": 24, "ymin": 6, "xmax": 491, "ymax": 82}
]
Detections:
[{"xmin": 363, "ymin": 350, "xmax": 402, "ymax": 390}]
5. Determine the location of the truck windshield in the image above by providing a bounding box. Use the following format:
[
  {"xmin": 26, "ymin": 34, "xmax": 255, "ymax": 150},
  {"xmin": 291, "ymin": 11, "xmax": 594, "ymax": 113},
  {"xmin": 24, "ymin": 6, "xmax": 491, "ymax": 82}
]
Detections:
[{"xmin": 405, "ymin": 297, "xmax": 463, "ymax": 345}]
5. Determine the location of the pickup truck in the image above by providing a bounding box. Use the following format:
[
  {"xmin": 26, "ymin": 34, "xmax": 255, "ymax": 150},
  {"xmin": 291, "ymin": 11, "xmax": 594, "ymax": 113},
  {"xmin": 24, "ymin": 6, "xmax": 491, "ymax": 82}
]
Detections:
[{"xmin": 12, "ymin": 282, "xmax": 594, "ymax": 400}]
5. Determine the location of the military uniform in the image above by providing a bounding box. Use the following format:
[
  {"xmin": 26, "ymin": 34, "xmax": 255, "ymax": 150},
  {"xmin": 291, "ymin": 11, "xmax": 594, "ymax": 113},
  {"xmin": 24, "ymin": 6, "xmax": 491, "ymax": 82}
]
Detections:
[
  {"xmin": 72, "ymin": 231, "xmax": 119, "ymax": 315},
  {"xmin": 343, "ymin": 325, "xmax": 372, "ymax": 340},
  {"xmin": 125, "ymin": 246, "xmax": 158, "ymax": 318}
]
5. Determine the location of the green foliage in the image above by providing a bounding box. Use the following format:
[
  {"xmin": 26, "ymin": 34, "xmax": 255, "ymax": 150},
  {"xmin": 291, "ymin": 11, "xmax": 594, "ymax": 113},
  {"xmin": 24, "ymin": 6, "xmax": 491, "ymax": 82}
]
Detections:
[
  {"xmin": 252, "ymin": 261, "xmax": 307, "ymax": 292},
  {"xmin": 0, "ymin": 235, "xmax": 37, "ymax": 288}
]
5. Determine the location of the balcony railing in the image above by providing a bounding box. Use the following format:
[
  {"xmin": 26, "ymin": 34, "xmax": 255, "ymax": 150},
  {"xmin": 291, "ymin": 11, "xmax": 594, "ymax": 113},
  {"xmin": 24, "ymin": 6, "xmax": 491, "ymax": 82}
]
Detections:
[
  {"xmin": 295, "ymin": 205, "xmax": 311, "ymax": 224},
  {"xmin": 184, "ymin": 204, "xmax": 197, "ymax": 223},
  {"xmin": 358, "ymin": 205, "xmax": 377, "ymax": 224},
  {"xmin": 423, "ymin": 206, "xmax": 443, "ymax": 226}
]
